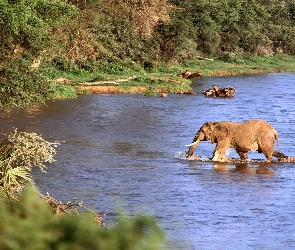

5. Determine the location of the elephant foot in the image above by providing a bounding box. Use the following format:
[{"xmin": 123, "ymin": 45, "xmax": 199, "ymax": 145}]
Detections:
[
  {"xmin": 212, "ymin": 149, "xmax": 232, "ymax": 162},
  {"xmin": 211, "ymin": 154, "xmax": 231, "ymax": 163},
  {"xmin": 187, "ymin": 153, "xmax": 201, "ymax": 160},
  {"xmin": 264, "ymin": 159, "xmax": 273, "ymax": 163},
  {"xmin": 272, "ymin": 151, "xmax": 288, "ymax": 159}
]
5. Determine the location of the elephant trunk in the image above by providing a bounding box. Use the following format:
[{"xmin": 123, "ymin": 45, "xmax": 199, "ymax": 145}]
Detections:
[{"xmin": 185, "ymin": 140, "xmax": 200, "ymax": 157}]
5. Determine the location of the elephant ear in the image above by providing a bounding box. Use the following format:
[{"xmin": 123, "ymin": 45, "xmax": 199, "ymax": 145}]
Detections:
[{"xmin": 210, "ymin": 122, "xmax": 229, "ymax": 143}]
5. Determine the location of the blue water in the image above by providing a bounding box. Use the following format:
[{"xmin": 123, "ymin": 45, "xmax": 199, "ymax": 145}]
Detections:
[{"xmin": 1, "ymin": 73, "xmax": 295, "ymax": 249}]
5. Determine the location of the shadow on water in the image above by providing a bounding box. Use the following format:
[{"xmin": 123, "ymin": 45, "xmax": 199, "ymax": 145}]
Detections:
[{"xmin": 1, "ymin": 73, "xmax": 295, "ymax": 249}]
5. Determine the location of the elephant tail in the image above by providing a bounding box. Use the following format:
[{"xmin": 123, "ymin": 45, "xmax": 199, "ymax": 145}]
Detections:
[
  {"xmin": 273, "ymin": 133, "xmax": 289, "ymax": 159},
  {"xmin": 275, "ymin": 132, "xmax": 281, "ymax": 152}
]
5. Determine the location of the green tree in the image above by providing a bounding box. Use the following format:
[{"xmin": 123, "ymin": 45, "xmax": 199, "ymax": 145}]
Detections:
[{"xmin": 0, "ymin": 0, "xmax": 77, "ymax": 61}]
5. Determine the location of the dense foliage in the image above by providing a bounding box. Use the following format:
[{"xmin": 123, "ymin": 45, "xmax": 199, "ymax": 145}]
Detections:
[
  {"xmin": 170, "ymin": 0, "xmax": 295, "ymax": 56},
  {"xmin": 75, "ymin": 0, "xmax": 295, "ymax": 63},
  {"xmin": 1, "ymin": 0, "xmax": 295, "ymax": 107},
  {"xmin": 0, "ymin": 187, "xmax": 165, "ymax": 250},
  {"xmin": 2, "ymin": 0, "xmax": 295, "ymax": 65}
]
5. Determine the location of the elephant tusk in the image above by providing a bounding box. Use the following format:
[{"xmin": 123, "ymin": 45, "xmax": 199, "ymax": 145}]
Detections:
[{"xmin": 185, "ymin": 140, "xmax": 200, "ymax": 147}]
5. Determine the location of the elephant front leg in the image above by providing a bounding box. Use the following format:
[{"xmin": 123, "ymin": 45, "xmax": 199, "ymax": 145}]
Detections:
[
  {"xmin": 237, "ymin": 150, "xmax": 249, "ymax": 161},
  {"xmin": 212, "ymin": 142, "xmax": 230, "ymax": 162}
]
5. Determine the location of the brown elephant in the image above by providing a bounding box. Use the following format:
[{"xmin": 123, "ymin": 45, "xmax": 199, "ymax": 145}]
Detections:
[{"xmin": 185, "ymin": 119, "xmax": 286, "ymax": 162}]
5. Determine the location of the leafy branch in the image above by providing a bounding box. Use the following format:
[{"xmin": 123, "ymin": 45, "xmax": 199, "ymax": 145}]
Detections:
[{"xmin": 0, "ymin": 128, "xmax": 59, "ymax": 201}]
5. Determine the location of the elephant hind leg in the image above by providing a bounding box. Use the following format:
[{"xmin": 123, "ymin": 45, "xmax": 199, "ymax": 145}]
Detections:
[
  {"xmin": 261, "ymin": 150, "xmax": 273, "ymax": 162},
  {"xmin": 272, "ymin": 151, "xmax": 288, "ymax": 159},
  {"xmin": 257, "ymin": 141, "xmax": 275, "ymax": 162}
]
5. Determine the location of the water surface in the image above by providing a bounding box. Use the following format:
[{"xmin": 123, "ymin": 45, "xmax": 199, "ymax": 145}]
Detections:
[{"xmin": 1, "ymin": 73, "xmax": 295, "ymax": 249}]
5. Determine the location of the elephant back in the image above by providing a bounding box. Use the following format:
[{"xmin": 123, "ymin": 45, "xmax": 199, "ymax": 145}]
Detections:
[{"xmin": 237, "ymin": 119, "xmax": 278, "ymax": 143}]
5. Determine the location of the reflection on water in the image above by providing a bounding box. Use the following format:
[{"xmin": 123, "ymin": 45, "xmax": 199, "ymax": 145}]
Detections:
[
  {"xmin": 213, "ymin": 162, "xmax": 275, "ymax": 176},
  {"xmin": 1, "ymin": 73, "xmax": 295, "ymax": 249}
]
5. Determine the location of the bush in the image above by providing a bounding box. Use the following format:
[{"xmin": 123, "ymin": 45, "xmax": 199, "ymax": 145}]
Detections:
[
  {"xmin": 0, "ymin": 128, "xmax": 59, "ymax": 202},
  {"xmin": 0, "ymin": 187, "xmax": 165, "ymax": 250},
  {"xmin": 0, "ymin": 58, "xmax": 57, "ymax": 108},
  {"xmin": 0, "ymin": 0, "xmax": 77, "ymax": 60}
]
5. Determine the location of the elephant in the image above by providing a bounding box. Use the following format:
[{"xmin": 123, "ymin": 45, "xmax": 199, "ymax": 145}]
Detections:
[{"xmin": 185, "ymin": 119, "xmax": 286, "ymax": 162}]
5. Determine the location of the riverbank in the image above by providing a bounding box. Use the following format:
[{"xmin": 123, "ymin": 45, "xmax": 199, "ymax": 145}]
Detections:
[{"xmin": 61, "ymin": 55, "xmax": 295, "ymax": 95}]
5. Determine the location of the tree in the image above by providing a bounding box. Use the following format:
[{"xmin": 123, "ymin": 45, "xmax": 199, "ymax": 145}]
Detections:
[{"xmin": 0, "ymin": 0, "xmax": 77, "ymax": 61}]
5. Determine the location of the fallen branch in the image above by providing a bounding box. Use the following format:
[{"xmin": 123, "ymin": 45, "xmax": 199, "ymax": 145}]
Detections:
[
  {"xmin": 40, "ymin": 192, "xmax": 107, "ymax": 227},
  {"xmin": 196, "ymin": 56, "xmax": 214, "ymax": 61},
  {"xmin": 78, "ymin": 76, "xmax": 137, "ymax": 85},
  {"xmin": 55, "ymin": 76, "xmax": 137, "ymax": 86}
]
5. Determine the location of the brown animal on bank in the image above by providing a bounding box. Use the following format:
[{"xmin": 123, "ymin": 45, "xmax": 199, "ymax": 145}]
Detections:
[{"xmin": 159, "ymin": 92, "xmax": 168, "ymax": 97}]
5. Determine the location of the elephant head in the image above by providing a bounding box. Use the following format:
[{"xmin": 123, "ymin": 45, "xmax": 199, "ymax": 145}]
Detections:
[{"xmin": 186, "ymin": 122, "xmax": 230, "ymax": 157}]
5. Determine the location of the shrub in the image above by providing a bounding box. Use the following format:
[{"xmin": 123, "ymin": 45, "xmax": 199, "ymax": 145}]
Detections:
[
  {"xmin": 0, "ymin": 58, "xmax": 56, "ymax": 108},
  {"xmin": 0, "ymin": 0, "xmax": 77, "ymax": 60},
  {"xmin": 0, "ymin": 128, "xmax": 59, "ymax": 202},
  {"xmin": 0, "ymin": 188, "xmax": 165, "ymax": 250}
]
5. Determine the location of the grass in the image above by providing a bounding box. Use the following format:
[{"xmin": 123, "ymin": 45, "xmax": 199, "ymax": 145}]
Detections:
[
  {"xmin": 180, "ymin": 54, "xmax": 295, "ymax": 77},
  {"xmin": 41, "ymin": 55, "xmax": 295, "ymax": 96}
]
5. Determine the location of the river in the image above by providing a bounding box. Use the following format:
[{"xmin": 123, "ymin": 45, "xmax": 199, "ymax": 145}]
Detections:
[{"xmin": 1, "ymin": 73, "xmax": 295, "ymax": 249}]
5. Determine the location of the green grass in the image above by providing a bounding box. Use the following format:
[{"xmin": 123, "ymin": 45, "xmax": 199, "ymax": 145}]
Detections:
[
  {"xmin": 179, "ymin": 54, "xmax": 295, "ymax": 77},
  {"xmin": 40, "ymin": 55, "xmax": 295, "ymax": 97}
]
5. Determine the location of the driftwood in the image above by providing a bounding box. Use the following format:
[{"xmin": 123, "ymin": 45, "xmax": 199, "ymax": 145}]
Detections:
[
  {"xmin": 78, "ymin": 76, "xmax": 138, "ymax": 85},
  {"xmin": 202, "ymin": 85, "xmax": 236, "ymax": 98},
  {"xmin": 40, "ymin": 192, "xmax": 106, "ymax": 227},
  {"xmin": 196, "ymin": 56, "xmax": 214, "ymax": 61}
]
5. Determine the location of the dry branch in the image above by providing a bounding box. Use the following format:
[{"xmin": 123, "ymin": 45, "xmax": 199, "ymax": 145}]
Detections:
[
  {"xmin": 56, "ymin": 76, "xmax": 138, "ymax": 86},
  {"xmin": 196, "ymin": 56, "xmax": 214, "ymax": 61}
]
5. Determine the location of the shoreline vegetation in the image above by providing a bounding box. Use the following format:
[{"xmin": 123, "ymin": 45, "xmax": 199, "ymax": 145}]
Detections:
[
  {"xmin": 2, "ymin": 1, "xmax": 295, "ymax": 248},
  {"xmin": 59, "ymin": 55, "xmax": 295, "ymax": 95},
  {"xmin": 2, "ymin": 0, "xmax": 295, "ymax": 107}
]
